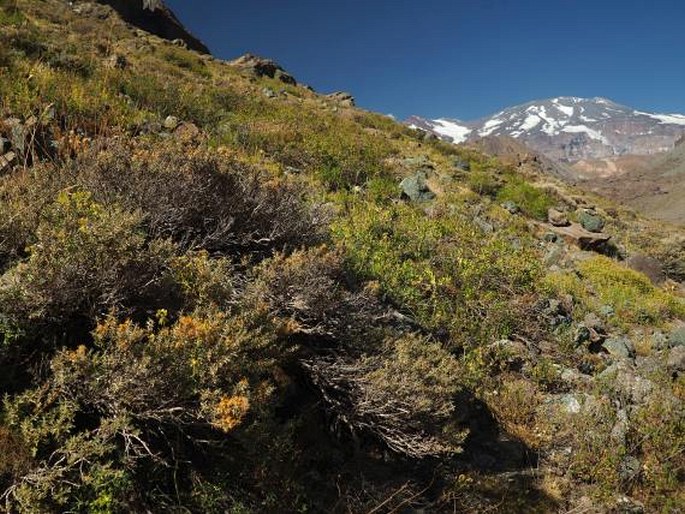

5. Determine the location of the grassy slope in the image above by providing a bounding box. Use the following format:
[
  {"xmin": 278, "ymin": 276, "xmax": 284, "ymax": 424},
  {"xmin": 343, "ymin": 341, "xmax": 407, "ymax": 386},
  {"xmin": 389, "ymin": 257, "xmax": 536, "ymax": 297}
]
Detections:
[{"xmin": 0, "ymin": 1, "xmax": 683, "ymax": 512}]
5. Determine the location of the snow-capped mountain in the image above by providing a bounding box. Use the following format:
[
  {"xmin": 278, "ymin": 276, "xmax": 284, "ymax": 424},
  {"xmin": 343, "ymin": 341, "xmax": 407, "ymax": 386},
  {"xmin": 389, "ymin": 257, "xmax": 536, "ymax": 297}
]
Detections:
[{"xmin": 407, "ymin": 97, "xmax": 685, "ymax": 161}]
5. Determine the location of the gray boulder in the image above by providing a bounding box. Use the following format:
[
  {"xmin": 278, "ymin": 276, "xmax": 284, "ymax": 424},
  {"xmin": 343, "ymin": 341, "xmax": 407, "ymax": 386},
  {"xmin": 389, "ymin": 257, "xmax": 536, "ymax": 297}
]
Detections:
[
  {"xmin": 548, "ymin": 207, "xmax": 570, "ymax": 227},
  {"xmin": 667, "ymin": 346, "xmax": 685, "ymax": 374},
  {"xmin": 400, "ymin": 172, "xmax": 435, "ymax": 202},
  {"xmin": 602, "ymin": 336, "xmax": 635, "ymax": 359},
  {"xmin": 578, "ymin": 210, "xmax": 605, "ymax": 233}
]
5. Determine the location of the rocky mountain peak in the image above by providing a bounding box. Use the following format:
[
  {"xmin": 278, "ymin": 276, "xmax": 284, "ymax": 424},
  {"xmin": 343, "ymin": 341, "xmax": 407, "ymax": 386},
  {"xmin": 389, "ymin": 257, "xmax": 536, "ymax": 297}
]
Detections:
[{"xmin": 409, "ymin": 97, "xmax": 685, "ymax": 161}]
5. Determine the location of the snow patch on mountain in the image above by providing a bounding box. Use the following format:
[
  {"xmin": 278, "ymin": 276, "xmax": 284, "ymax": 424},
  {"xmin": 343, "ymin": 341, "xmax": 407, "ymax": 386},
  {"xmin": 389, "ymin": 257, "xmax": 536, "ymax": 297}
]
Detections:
[
  {"xmin": 561, "ymin": 125, "xmax": 609, "ymax": 144},
  {"xmin": 407, "ymin": 97, "xmax": 685, "ymax": 161},
  {"xmin": 432, "ymin": 119, "xmax": 472, "ymax": 143}
]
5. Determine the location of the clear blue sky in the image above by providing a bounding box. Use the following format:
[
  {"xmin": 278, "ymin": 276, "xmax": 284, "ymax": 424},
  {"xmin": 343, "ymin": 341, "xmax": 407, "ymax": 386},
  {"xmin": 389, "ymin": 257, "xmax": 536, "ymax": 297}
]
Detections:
[{"xmin": 166, "ymin": 0, "xmax": 685, "ymax": 121}]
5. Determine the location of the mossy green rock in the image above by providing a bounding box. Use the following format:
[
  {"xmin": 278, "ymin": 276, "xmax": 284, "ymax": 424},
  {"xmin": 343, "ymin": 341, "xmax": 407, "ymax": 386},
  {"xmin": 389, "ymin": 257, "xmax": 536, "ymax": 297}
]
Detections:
[
  {"xmin": 400, "ymin": 172, "xmax": 435, "ymax": 202},
  {"xmin": 579, "ymin": 211, "xmax": 605, "ymax": 233}
]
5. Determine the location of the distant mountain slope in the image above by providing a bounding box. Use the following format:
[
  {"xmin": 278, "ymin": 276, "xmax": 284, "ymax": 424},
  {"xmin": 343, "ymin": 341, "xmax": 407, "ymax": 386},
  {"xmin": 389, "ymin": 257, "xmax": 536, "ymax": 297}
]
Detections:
[
  {"xmin": 587, "ymin": 137, "xmax": 685, "ymax": 224},
  {"xmin": 408, "ymin": 97, "xmax": 685, "ymax": 161},
  {"xmin": 466, "ymin": 135, "xmax": 576, "ymax": 181}
]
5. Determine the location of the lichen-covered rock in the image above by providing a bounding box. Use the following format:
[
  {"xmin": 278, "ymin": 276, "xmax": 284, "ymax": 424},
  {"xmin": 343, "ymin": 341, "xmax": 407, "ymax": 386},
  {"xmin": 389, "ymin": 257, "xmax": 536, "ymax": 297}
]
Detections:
[
  {"xmin": 400, "ymin": 172, "xmax": 435, "ymax": 202},
  {"xmin": 578, "ymin": 210, "xmax": 605, "ymax": 233}
]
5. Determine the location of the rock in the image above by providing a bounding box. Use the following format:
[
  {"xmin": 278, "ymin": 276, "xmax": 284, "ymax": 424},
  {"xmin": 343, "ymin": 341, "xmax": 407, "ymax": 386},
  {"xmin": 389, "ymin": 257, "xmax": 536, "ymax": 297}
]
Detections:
[
  {"xmin": 667, "ymin": 346, "xmax": 685, "ymax": 373},
  {"xmin": 599, "ymin": 304, "xmax": 615, "ymax": 318},
  {"xmin": 5, "ymin": 118, "xmax": 25, "ymax": 154},
  {"xmin": 602, "ymin": 336, "xmax": 635, "ymax": 359},
  {"xmin": 668, "ymin": 325, "xmax": 685, "ymax": 348},
  {"xmin": 0, "ymin": 137, "xmax": 10, "ymax": 153},
  {"xmin": 599, "ymin": 363, "xmax": 654, "ymax": 404},
  {"xmin": 584, "ymin": 313, "xmax": 606, "ymax": 334},
  {"xmin": 173, "ymin": 121, "xmax": 200, "ymax": 141},
  {"xmin": 626, "ymin": 254, "xmax": 666, "ymax": 285},
  {"xmin": 171, "ymin": 38, "xmax": 187, "ymax": 48},
  {"xmin": 403, "ymin": 156, "xmax": 434, "ymax": 173},
  {"xmin": 548, "ymin": 222, "xmax": 611, "ymax": 251},
  {"xmin": 325, "ymin": 91, "xmax": 355, "ymax": 107},
  {"xmin": 614, "ymin": 496, "xmax": 644, "ymax": 514},
  {"xmin": 543, "ymin": 232, "xmax": 559, "ymax": 243},
  {"xmin": 548, "ymin": 207, "xmax": 570, "ymax": 227},
  {"xmin": 105, "ymin": 53, "xmax": 127, "ymax": 69},
  {"xmin": 229, "ymin": 54, "xmax": 296, "ymax": 84},
  {"xmin": 578, "ymin": 210, "xmax": 605, "ymax": 233},
  {"xmin": 262, "ymin": 87, "xmax": 277, "ymax": 99},
  {"xmin": 501, "ymin": 201, "xmax": 519, "ymax": 214},
  {"xmin": 559, "ymin": 394, "xmax": 582, "ymax": 414},
  {"xmin": 96, "ymin": 0, "xmax": 210, "ymax": 53},
  {"xmin": 474, "ymin": 217, "xmax": 494, "ymax": 234},
  {"xmin": 454, "ymin": 157, "xmax": 470, "ymax": 171},
  {"xmin": 400, "ymin": 172, "xmax": 435, "ymax": 202},
  {"xmin": 0, "ymin": 151, "xmax": 17, "ymax": 173},
  {"xmin": 619, "ymin": 456, "xmax": 641, "ymax": 481},
  {"xmin": 610, "ymin": 409, "xmax": 629, "ymax": 444},
  {"xmin": 574, "ymin": 325, "xmax": 592, "ymax": 346},
  {"xmin": 163, "ymin": 115, "xmax": 179, "ymax": 130}
]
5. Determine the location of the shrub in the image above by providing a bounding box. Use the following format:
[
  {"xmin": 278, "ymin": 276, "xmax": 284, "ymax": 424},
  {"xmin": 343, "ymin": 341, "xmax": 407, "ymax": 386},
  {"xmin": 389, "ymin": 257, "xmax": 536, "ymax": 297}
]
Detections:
[
  {"xmin": 544, "ymin": 256, "xmax": 685, "ymax": 328},
  {"xmin": 0, "ymin": 191, "xmax": 174, "ymax": 328},
  {"xmin": 72, "ymin": 143, "xmax": 329, "ymax": 256},
  {"xmin": 497, "ymin": 176, "xmax": 555, "ymax": 220}
]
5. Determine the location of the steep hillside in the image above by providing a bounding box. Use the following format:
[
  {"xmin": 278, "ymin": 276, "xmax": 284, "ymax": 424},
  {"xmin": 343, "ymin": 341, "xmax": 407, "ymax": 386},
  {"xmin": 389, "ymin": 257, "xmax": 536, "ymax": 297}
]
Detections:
[
  {"xmin": 408, "ymin": 97, "xmax": 685, "ymax": 161},
  {"xmin": 0, "ymin": 1, "xmax": 684, "ymax": 513}
]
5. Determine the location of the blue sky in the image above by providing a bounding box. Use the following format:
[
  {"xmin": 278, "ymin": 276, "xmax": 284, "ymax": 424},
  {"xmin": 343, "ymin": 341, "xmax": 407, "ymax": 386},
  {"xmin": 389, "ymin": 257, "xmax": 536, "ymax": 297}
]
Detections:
[{"xmin": 166, "ymin": 0, "xmax": 685, "ymax": 121}]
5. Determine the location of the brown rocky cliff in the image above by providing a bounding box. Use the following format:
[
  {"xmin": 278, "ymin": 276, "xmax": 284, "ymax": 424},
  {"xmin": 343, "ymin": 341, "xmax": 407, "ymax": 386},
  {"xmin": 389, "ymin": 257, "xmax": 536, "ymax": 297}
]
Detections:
[{"xmin": 95, "ymin": 0, "xmax": 210, "ymax": 53}]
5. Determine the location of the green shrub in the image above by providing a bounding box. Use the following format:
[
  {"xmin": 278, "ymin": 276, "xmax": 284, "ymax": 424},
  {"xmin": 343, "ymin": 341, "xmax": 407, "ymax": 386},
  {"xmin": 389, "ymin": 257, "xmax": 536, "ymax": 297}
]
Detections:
[
  {"xmin": 0, "ymin": 191, "xmax": 174, "ymax": 327},
  {"xmin": 497, "ymin": 176, "xmax": 555, "ymax": 220},
  {"xmin": 544, "ymin": 255, "xmax": 685, "ymax": 327}
]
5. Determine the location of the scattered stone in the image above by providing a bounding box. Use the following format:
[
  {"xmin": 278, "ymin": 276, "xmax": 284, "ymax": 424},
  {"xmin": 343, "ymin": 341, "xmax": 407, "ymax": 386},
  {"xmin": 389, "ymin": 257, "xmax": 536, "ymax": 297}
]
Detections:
[
  {"xmin": 325, "ymin": 91, "xmax": 355, "ymax": 107},
  {"xmin": 599, "ymin": 304, "xmax": 615, "ymax": 318},
  {"xmin": 229, "ymin": 54, "xmax": 297, "ymax": 84},
  {"xmin": 602, "ymin": 336, "xmax": 635, "ymax": 359},
  {"xmin": 614, "ymin": 496, "xmax": 644, "ymax": 514},
  {"xmin": 105, "ymin": 53, "xmax": 127, "ymax": 69},
  {"xmin": 548, "ymin": 207, "xmax": 570, "ymax": 227},
  {"xmin": 559, "ymin": 394, "xmax": 582, "ymax": 414},
  {"xmin": 610, "ymin": 409, "xmax": 629, "ymax": 444},
  {"xmin": 474, "ymin": 217, "xmax": 494, "ymax": 234},
  {"xmin": 262, "ymin": 87, "xmax": 277, "ymax": 99},
  {"xmin": 667, "ymin": 346, "xmax": 685, "ymax": 374},
  {"xmin": 619, "ymin": 456, "xmax": 641, "ymax": 481},
  {"xmin": 574, "ymin": 325, "xmax": 592, "ymax": 346},
  {"xmin": 171, "ymin": 38, "xmax": 187, "ymax": 48},
  {"xmin": 0, "ymin": 151, "xmax": 17, "ymax": 173},
  {"xmin": 400, "ymin": 172, "xmax": 435, "ymax": 202},
  {"xmin": 403, "ymin": 156, "xmax": 434, "ymax": 173},
  {"xmin": 163, "ymin": 115, "xmax": 179, "ymax": 130},
  {"xmin": 599, "ymin": 363, "xmax": 654, "ymax": 404},
  {"xmin": 453, "ymin": 157, "xmax": 470, "ymax": 171},
  {"xmin": 501, "ymin": 201, "xmax": 519, "ymax": 214},
  {"xmin": 668, "ymin": 325, "xmax": 685, "ymax": 348},
  {"xmin": 584, "ymin": 313, "xmax": 605, "ymax": 334},
  {"xmin": 578, "ymin": 210, "xmax": 605, "ymax": 233},
  {"xmin": 173, "ymin": 121, "xmax": 200, "ymax": 142},
  {"xmin": 548, "ymin": 222, "xmax": 611, "ymax": 251}
]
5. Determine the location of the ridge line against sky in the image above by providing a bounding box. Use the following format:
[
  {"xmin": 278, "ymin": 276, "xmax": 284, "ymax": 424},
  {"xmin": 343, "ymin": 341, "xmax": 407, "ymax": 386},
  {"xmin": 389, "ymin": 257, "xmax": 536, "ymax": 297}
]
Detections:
[{"xmin": 166, "ymin": 0, "xmax": 685, "ymax": 121}]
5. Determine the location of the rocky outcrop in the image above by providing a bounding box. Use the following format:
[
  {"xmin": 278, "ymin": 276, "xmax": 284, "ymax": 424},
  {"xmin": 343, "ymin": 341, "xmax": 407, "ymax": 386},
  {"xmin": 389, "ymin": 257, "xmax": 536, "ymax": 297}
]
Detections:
[
  {"xmin": 325, "ymin": 92, "xmax": 355, "ymax": 107},
  {"xmin": 92, "ymin": 0, "xmax": 210, "ymax": 53},
  {"xmin": 228, "ymin": 54, "xmax": 297, "ymax": 84}
]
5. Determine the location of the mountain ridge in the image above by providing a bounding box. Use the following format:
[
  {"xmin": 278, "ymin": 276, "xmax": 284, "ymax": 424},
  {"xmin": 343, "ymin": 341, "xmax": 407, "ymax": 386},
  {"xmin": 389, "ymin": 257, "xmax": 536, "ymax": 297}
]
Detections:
[{"xmin": 408, "ymin": 96, "xmax": 685, "ymax": 161}]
